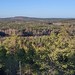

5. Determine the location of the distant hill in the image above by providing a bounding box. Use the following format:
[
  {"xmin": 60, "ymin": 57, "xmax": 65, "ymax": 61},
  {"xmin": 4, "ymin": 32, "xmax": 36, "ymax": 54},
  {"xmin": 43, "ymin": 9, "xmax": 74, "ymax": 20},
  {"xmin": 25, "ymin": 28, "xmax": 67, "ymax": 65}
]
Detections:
[{"xmin": 0, "ymin": 16, "xmax": 75, "ymax": 22}]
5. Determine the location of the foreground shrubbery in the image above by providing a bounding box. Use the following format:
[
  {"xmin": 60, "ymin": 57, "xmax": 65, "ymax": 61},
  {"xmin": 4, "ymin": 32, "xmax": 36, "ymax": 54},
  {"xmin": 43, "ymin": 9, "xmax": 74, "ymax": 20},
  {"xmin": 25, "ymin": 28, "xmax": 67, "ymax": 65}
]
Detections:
[{"xmin": 0, "ymin": 26, "xmax": 75, "ymax": 75}]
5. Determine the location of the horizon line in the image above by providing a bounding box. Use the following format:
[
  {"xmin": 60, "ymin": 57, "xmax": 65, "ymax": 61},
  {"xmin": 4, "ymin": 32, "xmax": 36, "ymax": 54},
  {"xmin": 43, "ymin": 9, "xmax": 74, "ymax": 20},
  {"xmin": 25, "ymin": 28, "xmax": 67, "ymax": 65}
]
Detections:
[{"xmin": 0, "ymin": 16, "xmax": 75, "ymax": 19}]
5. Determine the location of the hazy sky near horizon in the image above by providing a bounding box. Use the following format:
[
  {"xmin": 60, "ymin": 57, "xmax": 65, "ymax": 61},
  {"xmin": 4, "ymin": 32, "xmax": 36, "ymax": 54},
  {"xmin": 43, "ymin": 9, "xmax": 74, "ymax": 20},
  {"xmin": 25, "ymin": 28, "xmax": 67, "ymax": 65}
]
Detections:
[{"xmin": 0, "ymin": 0, "xmax": 75, "ymax": 18}]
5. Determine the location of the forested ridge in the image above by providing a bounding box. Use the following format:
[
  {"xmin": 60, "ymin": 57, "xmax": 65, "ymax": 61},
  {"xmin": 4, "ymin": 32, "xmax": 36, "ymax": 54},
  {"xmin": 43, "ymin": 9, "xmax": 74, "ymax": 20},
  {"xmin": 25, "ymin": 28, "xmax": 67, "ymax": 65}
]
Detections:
[{"xmin": 0, "ymin": 18, "xmax": 75, "ymax": 75}]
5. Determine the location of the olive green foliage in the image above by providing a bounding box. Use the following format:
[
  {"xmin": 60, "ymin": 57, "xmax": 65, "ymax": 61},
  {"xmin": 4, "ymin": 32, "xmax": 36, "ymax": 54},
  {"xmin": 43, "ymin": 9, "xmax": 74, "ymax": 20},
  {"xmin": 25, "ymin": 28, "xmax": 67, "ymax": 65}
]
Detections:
[{"xmin": 0, "ymin": 25, "xmax": 75, "ymax": 75}]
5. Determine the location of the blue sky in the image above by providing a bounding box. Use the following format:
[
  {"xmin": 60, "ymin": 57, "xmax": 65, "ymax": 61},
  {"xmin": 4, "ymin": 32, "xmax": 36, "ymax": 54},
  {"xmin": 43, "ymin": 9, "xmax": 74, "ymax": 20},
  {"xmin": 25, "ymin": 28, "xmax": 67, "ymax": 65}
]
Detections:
[{"xmin": 0, "ymin": 0, "xmax": 75, "ymax": 18}]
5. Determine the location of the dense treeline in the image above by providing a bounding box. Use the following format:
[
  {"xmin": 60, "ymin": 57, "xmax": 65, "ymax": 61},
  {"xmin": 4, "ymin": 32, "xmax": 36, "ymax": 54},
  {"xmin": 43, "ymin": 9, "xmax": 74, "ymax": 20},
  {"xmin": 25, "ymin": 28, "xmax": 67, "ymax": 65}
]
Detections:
[
  {"xmin": 0, "ymin": 25, "xmax": 75, "ymax": 75},
  {"xmin": 0, "ymin": 24, "xmax": 75, "ymax": 37},
  {"xmin": 0, "ymin": 17, "xmax": 75, "ymax": 38}
]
